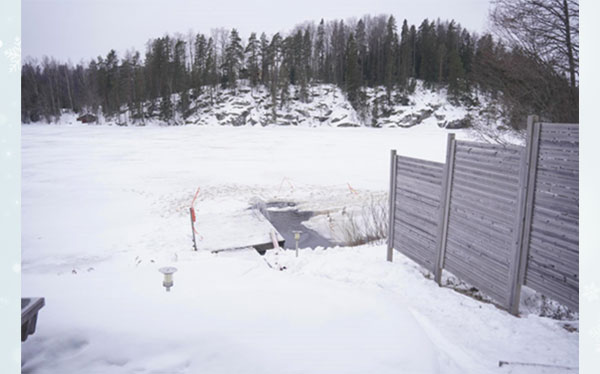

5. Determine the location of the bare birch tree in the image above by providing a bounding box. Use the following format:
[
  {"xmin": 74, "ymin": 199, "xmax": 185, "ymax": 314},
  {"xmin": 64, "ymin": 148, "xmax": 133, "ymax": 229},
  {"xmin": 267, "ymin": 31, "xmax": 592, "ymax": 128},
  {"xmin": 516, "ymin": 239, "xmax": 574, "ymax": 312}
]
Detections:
[{"xmin": 490, "ymin": 0, "xmax": 578, "ymax": 88}]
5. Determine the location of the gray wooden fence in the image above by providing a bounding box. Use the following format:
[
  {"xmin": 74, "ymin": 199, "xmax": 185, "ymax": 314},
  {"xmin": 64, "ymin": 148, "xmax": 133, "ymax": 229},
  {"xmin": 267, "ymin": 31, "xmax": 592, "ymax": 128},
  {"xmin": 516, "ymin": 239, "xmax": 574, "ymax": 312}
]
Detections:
[
  {"xmin": 521, "ymin": 122, "xmax": 579, "ymax": 311},
  {"xmin": 387, "ymin": 119, "xmax": 579, "ymax": 315},
  {"xmin": 389, "ymin": 154, "xmax": 444, "ymax": 273}
]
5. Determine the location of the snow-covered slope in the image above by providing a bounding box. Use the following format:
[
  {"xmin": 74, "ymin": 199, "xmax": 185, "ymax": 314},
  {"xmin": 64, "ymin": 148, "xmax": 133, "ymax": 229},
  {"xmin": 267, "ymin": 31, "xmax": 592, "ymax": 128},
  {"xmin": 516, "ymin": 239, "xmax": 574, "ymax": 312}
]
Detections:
[{"xmin": 38, "ymin": 81, "xmax": 518, "ymax": 142}]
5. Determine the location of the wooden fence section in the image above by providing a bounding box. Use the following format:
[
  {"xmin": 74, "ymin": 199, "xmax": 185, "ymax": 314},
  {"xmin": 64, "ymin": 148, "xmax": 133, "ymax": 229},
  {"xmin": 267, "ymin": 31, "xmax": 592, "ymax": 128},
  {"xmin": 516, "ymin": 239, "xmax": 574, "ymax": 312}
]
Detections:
[
  {"xmin": 392, "ymin": 155, "xmax": 444, "ymax": 272},
  {"xmin": 445, "ymin": 141, "xmax": 525, "ymax": 309},
  {"xmin": 387, "ymin": 120, "xmax": 579, "ymax": 315},
  {"xmin": 522, "ymin": 123, "xmax": 579, "ymax": 310}
]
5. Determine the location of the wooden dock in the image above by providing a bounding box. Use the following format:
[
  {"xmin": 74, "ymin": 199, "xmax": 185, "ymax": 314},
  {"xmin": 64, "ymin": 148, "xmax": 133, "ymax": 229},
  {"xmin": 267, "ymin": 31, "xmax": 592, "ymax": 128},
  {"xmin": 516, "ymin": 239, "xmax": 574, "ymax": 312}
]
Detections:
[{"xmin": 194, "ymin": 209, "xmax": 285, "ymax": 253}]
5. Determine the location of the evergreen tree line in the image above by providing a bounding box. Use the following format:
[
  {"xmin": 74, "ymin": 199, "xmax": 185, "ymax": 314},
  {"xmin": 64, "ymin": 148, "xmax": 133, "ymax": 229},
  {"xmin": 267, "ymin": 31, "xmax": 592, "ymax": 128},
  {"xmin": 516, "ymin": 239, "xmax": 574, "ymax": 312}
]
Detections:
[{"xmin": 21, "ymin": 14, "xmax": 578, "ymax": 127}]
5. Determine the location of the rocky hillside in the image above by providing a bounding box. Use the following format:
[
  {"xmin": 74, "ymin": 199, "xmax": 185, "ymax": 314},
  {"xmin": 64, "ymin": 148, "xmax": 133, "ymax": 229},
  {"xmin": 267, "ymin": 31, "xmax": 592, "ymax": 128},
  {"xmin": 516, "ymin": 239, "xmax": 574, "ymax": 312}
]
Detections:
[{"xmin": 54, "ymin": 81, "xmax": 512, "ymax": 135}]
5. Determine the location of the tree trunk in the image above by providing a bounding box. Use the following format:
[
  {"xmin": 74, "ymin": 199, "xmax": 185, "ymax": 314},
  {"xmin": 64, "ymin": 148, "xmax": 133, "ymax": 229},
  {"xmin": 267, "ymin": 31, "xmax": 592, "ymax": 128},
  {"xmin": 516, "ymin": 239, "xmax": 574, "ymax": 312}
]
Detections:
[{"xmin": 562, "ymin": 0, "xmax": 576, "ymax": 89}]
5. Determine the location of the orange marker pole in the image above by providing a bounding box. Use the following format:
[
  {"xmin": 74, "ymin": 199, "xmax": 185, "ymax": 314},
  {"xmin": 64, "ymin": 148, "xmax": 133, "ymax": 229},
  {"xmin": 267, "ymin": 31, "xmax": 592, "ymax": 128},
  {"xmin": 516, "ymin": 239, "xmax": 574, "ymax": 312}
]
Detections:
[
  {"xmin": 190, "ymin": 207, "xmax": 197, "ymax": 251},
  {"xmin": 190, "ymin": 187, "xmax": 200, "ymax": 251}
]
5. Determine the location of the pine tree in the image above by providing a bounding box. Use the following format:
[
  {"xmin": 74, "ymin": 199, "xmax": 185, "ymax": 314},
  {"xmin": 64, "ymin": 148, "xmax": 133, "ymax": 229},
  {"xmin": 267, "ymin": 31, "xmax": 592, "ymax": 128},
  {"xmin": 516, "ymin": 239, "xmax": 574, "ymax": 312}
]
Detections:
[
  {"xmin": 204, "ymin": 37, "xmax": 218, "ymax": 103},
  {"xmin": 279, "ymin": 35, "xmax": 292, "ymax": 108},
  {"xmin": 383, "ymin": 16, "xmax": 398, "ymax": 101},
  {"xmin": 245, "ymin": 32, "xmax": 260, "ymax": 87},
  {"xmin": 222, "ymin": 29, "xmax": 244, "ymax": 88},
  {"xmin": 398, "ymin": 19, "xmax": 413, "ymax": 88},
  {"xmin": 104, "ymin": 50, "xmax": 120, "ymax": 116},
  {"xmin": 409, "ymin": 25, "xmax": 417, "ymax": 78},
  {"xmin": 315, "ymin": 19, "xmax": 326, "ymax": 82},
  {"xmin": 459, "ymin": 29, "xmax": 475, "ymax": 89},
  {"xmin": 173, "ymin": 39, "xmax": 188, "ymax": 93},
  {"xmin": 372, "ymin": 96, "xmax": 379, "ymax": 127},
  {"xmin": 118, "ymin": 52, "xmax": 133, "ymax": 118},
  {"xmin": 131, "ymin": 51, "xmax": 146, "ymax": 121},
  {"xmin": 344, "ymin": 32, "xmax": 361, "ymax": 110},
  {"xmin": 355, "ymin": 19, "xmax": 367, "ymax": 86},
  {"xmin": 159, "ymin": 92, "xmax": 173, "ymax": 123},
  {"xmin": 446, "ymin": 22, "xmax": 466, "ymax": 102},
  {"xmin": 259, "ymin": 32, "xmax": 270, "ymax": 86},
  {"xmin": 299, "ymin": 28, "xmax": 312, "ymax": 102},
  {"xmin": 447, "ymin": 47, "xmax": 465, "ymax": 102},
  {"xmin": 193, "ymin": 34, "xmax": 207, "ymax": 93},
  {"xmin": 268, "ymin": 33, "xmax": 283, "ymax": 121},
  {"xmin": 417, "ymin": 19, "xmax": 437, "ymax": 85},
  {"xmin": 330, "ymin": 20, "xmax": 347, "ymax": 86}
]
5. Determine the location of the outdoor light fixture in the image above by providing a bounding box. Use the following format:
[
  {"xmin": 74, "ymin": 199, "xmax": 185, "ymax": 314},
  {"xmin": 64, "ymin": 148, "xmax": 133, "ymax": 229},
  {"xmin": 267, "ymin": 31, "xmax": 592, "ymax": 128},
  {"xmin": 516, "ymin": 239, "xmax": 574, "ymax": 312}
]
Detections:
[
  {"xmin": 159, "ymin": 267, "xmax": 178, "ymax": 292},
  {"xmin": 292, "ymin": 230, "xmax": 302, "ymax": 257}
]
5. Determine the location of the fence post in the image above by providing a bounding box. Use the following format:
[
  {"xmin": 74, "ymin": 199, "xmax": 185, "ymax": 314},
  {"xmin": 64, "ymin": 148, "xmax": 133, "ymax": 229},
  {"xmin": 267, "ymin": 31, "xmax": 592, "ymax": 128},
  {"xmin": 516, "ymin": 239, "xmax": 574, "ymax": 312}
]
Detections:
[
  {"xmin": 387, "ymin": 150, "xmax": 398, "ymax": 262},
  {"xmin": 434, "ymin": 134, "xmax": 456, "ymax": 285},
  {"xmin": 508, "ymin": 115, "xmax": 541, "ymax": 315}
]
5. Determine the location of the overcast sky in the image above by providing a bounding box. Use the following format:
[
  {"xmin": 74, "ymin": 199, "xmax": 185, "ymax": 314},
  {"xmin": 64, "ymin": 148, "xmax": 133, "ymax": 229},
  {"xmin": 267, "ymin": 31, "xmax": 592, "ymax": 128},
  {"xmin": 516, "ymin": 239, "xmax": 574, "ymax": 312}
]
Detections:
[{"xmin": 23, "ymin": 0, "xmax": 493, "ymax": 63}]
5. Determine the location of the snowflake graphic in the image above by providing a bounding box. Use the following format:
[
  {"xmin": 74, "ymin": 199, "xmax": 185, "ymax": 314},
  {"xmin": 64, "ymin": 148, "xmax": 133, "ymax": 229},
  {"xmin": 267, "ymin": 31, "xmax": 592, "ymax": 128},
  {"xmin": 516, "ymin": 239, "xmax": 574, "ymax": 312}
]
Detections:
[
  {"xmin": 582, "ymin": 282, "xmax": 600, "ymax": 303},
  {"xmin": 3, "ymin": 37, "xmax": 21, "ymax": 73}
]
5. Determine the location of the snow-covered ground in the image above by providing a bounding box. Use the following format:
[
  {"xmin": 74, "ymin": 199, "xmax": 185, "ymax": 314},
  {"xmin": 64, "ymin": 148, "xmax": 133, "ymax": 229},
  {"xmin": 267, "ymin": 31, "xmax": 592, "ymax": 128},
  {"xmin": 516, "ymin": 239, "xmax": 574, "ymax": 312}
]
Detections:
[{"xmin": 21, "ymin": 123, "xmax": 577, "ymax": 373}]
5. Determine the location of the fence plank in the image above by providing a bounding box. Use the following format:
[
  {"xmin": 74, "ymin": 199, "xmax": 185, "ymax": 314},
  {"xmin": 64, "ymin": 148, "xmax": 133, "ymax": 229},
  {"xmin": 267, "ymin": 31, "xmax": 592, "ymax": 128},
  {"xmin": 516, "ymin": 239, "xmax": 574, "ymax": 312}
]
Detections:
[
  {"xmin": 449, "ymin": 195, "xmax": 516, "ymax": 227},
  {"xmin": 396, "ymin": 164, "xmax": 444, "ymax": 185},
  {"xmin": 449, "ymin": 206, "xmax": 515, "ymax": 239},
  {"xmin": 445, "ymin": 230, "xmax": 511, "ymax": 266},
  {"xmin": 531, "ymin": 213, "xmax": 578, "ymax": 236},
  {"xmin": 434, "ymin": 134, "xmax": 455, "ymax": 285},
  {"xmin": 451, "ymin": 183, "xmax": 518, "ymax": 211},
  {"xmin": 452, "ymin": 169, "xmax": 520, "ymax": 199},
  {"xmin": 455, "ymin": 139, "xmax": 524, "ymax": 153},
  {"xmin": 444, "ymin": 242, "xmax": 510, "ymax": 285},
  {"xmin": 508, "ymin": 117, "xmax": 539, "ymax": 315},
  {"xmin": 447, "ymin": 212, "xmax": 514, "ymax": 249},
  {"xmin": 530, "ymin": 230, "xmax": 578, "ymax": 253},
  {"xmin": 395, "ymin": 199, "xmax": 438, "ymax": 223},
  {"xmin": 524, "ymin": 122, "xmax": 579, "ymax": 311},
  {"xmin": 394, "ymin": 234, "xmax": 436, "ymax": 271},
  {"xmin": 453, "ymin": 160, "xmax": 521, "ymax": 183},
  {"xmin": 445, "ymin": 138, "xmax": 525, "ymax": 311},
  {"xmin": 396, "ymin": 155, "xmax": 445, "ymax": 170},
  {"xmin": 387, "ymin": 150, "xmax": 397, "ymax": 262},
  {"xmin": 397, "ymin": 181, "xmax": 442, "ymax": 202}
]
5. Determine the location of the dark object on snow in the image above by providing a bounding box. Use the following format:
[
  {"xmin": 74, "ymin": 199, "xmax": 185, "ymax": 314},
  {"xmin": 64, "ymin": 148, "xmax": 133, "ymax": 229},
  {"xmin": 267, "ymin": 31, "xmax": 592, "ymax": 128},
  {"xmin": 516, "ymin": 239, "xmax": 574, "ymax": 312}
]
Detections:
[
  {"xmin": 443, "ymin": 116, "xmax": 472, "ymax": 129},
  {"xmin": 76, "ymin": 114, "xmax": 97, "ymax": 123},
  {"xmin": 22, "ymin": 298, "xmax": 45, "ymax": 342},
  {"xmin": 498, "ymin": 360, "xmax": 577, "ymax": 371},
  {"xmin": 253, "ymin": 238, "xmax": 286, "ymax": 255}
]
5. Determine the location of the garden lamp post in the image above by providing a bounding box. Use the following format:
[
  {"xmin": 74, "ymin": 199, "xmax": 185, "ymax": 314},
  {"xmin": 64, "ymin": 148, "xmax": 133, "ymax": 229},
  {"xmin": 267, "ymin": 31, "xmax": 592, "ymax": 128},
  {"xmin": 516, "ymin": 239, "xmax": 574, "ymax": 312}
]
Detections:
[
  {"xmin": 159, "ymin": 267, "xmax": 178, "ymax": 292},
  {"xmin": 292, "ymin": 230, "xmax": 302, "ymax": 257}
]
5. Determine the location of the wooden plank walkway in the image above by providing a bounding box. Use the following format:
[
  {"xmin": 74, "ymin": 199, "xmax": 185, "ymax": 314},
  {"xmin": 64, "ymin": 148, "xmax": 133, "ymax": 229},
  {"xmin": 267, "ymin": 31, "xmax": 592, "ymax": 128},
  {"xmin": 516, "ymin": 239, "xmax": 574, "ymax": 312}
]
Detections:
[{"xmin": 194, "ymin": 209, "xmax": 285, "ymax": 253}]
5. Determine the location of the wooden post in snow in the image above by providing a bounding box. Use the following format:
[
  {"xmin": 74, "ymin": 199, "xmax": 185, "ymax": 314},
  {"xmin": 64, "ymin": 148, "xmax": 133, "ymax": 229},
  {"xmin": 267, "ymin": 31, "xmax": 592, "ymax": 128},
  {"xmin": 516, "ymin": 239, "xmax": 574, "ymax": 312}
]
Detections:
[
  {"xmin": 508, "ymin": 115, "xmax": 540, "ymax": 315},
  {"xmin": 190, "ymin": 207, "xmax": 198, "ymax": 251},
  {"xmin": 387, "ymin": 150, "xmax": 398, "ymax": 262},
  {"xmin": 434, "ymin": 133, "xmax": 456, "ymax": 285}
]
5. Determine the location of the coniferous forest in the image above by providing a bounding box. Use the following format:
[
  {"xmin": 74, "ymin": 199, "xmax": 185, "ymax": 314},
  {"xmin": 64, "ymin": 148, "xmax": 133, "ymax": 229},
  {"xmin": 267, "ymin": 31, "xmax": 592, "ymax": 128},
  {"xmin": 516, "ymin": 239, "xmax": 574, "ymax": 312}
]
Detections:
[{"xmin": 21, "ymin": 3, "xmax": 579, "ymax": 129}]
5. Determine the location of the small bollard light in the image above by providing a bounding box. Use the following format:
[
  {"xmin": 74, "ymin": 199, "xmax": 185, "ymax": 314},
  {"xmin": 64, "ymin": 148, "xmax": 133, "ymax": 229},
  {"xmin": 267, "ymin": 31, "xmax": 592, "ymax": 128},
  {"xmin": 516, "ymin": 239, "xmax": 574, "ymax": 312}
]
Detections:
[
  {"xmin": 159, "ymin": 267, "xmax": 178, "ymax": 292},
  {"xmin": 292, "ymin": 230, "xmax": 302, "ymax": 257}
]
